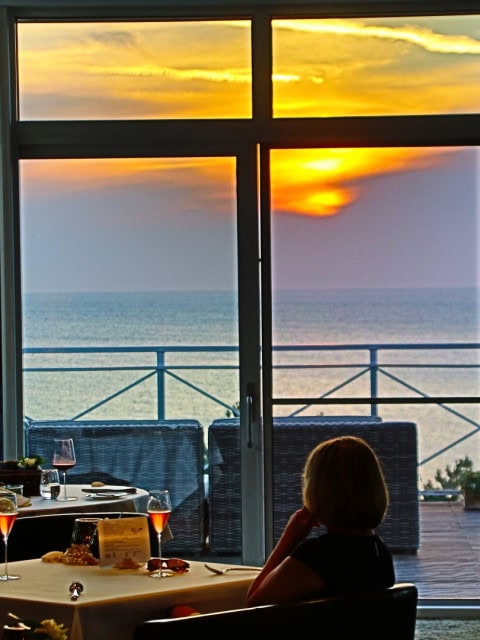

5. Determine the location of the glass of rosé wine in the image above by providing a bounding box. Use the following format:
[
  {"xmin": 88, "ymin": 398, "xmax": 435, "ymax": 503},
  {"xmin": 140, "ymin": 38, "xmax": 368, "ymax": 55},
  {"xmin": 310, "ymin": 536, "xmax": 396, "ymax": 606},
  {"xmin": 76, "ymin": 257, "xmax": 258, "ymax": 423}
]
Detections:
[
  {"xmin": 147, "ymin": 489, "xmax": 172, "ymax": 578},
  {"xmin": 0, "ymin": 490, "xmax": 20, "ymax": 580},
  {"xmin": 52, "ymin": 438, "xmax": 77, "ymax": 502}
]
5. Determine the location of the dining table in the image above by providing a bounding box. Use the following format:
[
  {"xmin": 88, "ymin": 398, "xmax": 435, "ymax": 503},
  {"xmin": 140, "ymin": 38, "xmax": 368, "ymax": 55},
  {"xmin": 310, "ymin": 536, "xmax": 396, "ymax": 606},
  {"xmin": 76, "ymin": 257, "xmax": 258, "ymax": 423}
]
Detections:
[
  {"xmin": 16, "ymin": 484, "xmax": 149, "ymax": 517},
  {"xmin": 0, "ymin": 558, "xmax": 259, "ymax": 640}
]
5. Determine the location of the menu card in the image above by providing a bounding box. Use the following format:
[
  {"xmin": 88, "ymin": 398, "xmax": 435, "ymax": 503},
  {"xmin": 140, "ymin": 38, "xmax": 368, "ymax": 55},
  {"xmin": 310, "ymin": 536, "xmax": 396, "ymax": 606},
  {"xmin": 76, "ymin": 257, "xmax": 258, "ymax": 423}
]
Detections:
[{"xmin": 97, "ymin": 516, "xmax": 151, "ymax": 566}]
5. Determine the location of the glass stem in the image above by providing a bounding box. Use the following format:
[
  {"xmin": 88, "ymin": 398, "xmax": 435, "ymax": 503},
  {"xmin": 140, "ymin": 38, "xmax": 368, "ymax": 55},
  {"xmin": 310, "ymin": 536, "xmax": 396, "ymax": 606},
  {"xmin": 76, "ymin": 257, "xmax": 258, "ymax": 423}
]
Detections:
[
  {"xmin": 4, "ymin": 536, "xmax": 8, "ymax": 577},
  {"xmin": 63, "ymin": 472, "xmax": 68, "ymax": 500},
  {"xmin": 157, "ymin": 532, "xmax": 162, "ymax": 560}
]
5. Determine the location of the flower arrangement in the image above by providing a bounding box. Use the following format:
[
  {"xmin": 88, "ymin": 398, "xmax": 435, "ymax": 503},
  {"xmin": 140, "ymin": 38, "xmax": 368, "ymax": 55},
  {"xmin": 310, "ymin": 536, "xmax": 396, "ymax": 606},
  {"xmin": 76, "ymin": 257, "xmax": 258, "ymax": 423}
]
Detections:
[
  {"xmin": 5, "ymin": 613, "xmax": 68, "ymax": 640},
  {"xmin": 17, "ymin": 454, "xmax": 45, "ymax": 469}
]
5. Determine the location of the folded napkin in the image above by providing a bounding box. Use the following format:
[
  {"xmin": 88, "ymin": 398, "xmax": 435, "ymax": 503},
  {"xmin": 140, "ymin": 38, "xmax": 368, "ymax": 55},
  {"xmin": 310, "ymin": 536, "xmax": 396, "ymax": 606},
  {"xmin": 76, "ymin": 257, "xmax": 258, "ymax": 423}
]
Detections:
[
  {"xmin": 17, "ymin": 495, "xmax": 32, "ymax": 508},
  {"xmin": 81, "ymin": 486, "xmax": 137, "ymax": 494}
]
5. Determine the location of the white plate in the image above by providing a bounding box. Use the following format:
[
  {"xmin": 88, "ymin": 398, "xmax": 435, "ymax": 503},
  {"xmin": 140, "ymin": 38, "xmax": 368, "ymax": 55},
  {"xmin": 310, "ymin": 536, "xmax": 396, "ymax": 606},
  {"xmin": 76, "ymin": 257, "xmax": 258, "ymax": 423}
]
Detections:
[
  {"xmin": 84, "ymin": 492, "xmax": 129, "ymax": 500},
  {"xmin": 81, "ymin": 486, "xmax": 136, "ymax": 494}
]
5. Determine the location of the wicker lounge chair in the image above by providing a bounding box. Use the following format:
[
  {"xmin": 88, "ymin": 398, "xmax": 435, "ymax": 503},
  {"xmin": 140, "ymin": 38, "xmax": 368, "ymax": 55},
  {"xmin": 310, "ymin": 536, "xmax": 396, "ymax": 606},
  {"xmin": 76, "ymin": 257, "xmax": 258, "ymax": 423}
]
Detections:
[
  {"xmin": 208, "ymin": 417, "xmax": 419, "ymax": 555},
  {"xmin": 24, "ymin": 419, "xmax": 206, "ymax": 554}
]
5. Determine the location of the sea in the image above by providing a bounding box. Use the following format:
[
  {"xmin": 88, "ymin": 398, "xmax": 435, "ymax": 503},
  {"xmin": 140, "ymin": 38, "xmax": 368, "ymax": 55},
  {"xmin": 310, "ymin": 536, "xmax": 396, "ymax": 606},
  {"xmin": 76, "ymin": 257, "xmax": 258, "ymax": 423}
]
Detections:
[{"xmin": 22, "ymin": 286, "xmax": 479, "ymax": 487}]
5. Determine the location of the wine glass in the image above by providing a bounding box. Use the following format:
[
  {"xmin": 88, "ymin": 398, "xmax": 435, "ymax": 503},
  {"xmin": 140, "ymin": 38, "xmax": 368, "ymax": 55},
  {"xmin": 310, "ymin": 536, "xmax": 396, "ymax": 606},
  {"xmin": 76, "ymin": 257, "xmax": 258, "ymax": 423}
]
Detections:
[
  {"xmin": 147, "ymin": 489, "xmax": 172, "ymax": 578},
  {"xmin": 39, "ymin": 468, "xmax": 61, "ymax": 500},
  {"xmin": 0, "ymin": 490, "xmax": 20, "ymax": 581},
  {"xmin": 71, "ymin": 517, "xmax": 102, "ymax": 558},
  {"xmin": 52, "ymin": 438, "xmax": 77, "ymax": 502}
]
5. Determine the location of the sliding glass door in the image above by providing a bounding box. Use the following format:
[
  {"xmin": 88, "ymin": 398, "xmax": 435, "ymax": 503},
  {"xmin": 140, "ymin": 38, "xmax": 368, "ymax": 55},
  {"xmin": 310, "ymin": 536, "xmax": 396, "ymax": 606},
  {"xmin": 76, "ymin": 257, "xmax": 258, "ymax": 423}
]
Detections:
[
  {"xmin": 19, "ymin": 149, "xmax": 263, "ymax": 563},
  {"xmin": 2, "ymin": 1, "xmax": 480, "ymax": 592}
]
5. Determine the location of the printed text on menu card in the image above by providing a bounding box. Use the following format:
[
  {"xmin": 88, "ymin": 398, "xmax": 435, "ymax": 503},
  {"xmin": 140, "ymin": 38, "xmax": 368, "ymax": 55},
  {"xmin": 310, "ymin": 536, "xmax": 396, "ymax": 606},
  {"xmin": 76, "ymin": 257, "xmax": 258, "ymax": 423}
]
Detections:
[{"xmin": 97, "ymin": 516, "xmax": 151, "ymax": 566}]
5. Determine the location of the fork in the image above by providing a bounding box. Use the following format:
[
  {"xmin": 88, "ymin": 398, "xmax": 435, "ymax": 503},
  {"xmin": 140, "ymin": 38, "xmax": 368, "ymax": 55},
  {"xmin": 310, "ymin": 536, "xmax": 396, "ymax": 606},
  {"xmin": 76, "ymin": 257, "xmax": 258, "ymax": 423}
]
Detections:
[{"xmin": 204, "ymin": 563, "xmax": 261, "ymax": 575}]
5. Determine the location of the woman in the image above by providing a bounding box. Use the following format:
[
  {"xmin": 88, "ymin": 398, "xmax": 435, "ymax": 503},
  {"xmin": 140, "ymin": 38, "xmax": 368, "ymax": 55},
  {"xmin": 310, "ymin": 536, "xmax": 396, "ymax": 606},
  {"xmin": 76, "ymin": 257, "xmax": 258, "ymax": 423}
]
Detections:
[{"xmin": 247, "ymin": 435, "xmax": 395, "ymax": 606}]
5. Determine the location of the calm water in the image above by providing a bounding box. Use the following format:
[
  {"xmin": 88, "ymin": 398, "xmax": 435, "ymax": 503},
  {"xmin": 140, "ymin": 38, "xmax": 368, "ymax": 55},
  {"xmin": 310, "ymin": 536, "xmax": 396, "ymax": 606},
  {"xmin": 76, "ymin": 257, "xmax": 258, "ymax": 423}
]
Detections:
[{"xmin": 22, "ymin": 287, "xmax": 480, "ymax": 485}]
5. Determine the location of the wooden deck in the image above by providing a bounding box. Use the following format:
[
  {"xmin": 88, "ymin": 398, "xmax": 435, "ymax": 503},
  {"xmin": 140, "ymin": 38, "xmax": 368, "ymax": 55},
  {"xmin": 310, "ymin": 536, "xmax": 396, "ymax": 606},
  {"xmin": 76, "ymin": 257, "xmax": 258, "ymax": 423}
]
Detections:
[
  {"xmin": 201, "ymin": 501, "xmax": 480, "ymax": 606},
  {"xmin": 394, "ymin": 502, "xmax": 480, "ymax": 601}
]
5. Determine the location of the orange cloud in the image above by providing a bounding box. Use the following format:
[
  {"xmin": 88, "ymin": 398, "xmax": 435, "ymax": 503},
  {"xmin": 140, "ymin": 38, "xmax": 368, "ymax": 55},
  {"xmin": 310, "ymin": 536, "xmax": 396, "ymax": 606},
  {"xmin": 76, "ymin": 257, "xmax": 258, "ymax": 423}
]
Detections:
[{"xmin": 270, "ymin": 147, "xmax": 455, "ymax": 217}]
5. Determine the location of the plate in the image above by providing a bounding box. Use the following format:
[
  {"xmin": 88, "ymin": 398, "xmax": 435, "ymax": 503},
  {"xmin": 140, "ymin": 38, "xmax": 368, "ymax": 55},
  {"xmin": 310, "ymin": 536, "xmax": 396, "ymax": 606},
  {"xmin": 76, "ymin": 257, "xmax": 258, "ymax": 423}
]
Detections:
[
  {"xmin": 81, "ymin": 486, "xmax": 136, "ymax": 494},
  {"xmin": 84, "ymin": 492, "xmax": 129, "ymax": 500}
]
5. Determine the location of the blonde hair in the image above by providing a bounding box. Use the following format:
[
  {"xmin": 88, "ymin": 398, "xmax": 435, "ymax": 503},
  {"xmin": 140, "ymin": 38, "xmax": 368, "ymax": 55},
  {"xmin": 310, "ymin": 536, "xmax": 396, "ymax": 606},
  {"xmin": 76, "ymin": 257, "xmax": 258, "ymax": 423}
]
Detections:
[{"xmin": 302, "ymin": 435, "xmax": 389, "ymax": 529}]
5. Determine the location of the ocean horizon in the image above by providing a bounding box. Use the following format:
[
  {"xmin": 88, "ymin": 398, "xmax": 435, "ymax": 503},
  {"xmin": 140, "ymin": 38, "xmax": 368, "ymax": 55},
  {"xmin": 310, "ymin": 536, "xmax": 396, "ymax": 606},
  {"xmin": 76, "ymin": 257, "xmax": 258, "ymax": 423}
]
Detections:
[{"xmin": 22, "ymin": 286, "xmax": 479, "ymax": 486}]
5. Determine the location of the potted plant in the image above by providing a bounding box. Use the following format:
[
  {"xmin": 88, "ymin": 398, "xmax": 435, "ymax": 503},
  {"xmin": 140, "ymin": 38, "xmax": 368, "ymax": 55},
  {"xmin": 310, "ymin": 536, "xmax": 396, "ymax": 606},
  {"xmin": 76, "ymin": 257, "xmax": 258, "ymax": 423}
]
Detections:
[
  {"xmin": 423, "ymin": 455, "xmax": 480, "ymax": 509},
  {"xmin": 459, "ymin": 468, "xmax": 480, "ymax": 510},
  {"xmin": 17, "ymin": 454, "xmax": 46, "ymax": 470},
  {"xmin": 0, "ymin": 454, "xmax": 46, "ymax": 497}
]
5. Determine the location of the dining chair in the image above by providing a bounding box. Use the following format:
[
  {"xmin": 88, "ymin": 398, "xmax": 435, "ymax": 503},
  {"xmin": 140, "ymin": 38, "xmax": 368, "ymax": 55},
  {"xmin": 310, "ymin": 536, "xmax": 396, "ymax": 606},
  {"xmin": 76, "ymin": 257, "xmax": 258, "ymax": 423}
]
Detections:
[
  {"xmin": 133, "ymin": 583, "xmax": 418, "ymax": 640},
  {"xmin": 8, "ymin": 511, "xmax": 157, "ymax": 561}
]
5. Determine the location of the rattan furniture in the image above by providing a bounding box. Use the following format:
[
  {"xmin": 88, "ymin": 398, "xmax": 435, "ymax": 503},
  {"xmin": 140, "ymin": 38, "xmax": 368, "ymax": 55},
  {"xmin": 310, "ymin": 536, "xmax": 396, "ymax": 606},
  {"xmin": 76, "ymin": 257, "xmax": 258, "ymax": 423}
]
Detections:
[
  {"xmin": 208, "ymin": 417, "xmax": 419, "ymax": 554},
  {"xmin": 24, "ymin": 419, "xmax": 206, "ymax": 554}
]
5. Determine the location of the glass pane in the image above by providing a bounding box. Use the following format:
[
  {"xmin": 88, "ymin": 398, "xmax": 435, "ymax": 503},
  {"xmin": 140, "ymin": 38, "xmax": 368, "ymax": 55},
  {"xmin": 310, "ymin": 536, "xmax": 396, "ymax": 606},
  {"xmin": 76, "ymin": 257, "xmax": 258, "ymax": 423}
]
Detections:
[
  {"xmin": 270, "ymin": 146, "xmax": 479, "ymax": 597},
  {"xmin": 270, "ymin": 146, "xmax": 479, "ymax": 477},
  {"xmin": 17, "ymin": 21, "xmax": 251, "ymax": 120},
  {"xmin": 20, "ymin": 156, "xmax": 238, "ymax": 425},
  {"xmin": 273, "ymin": 16, "xmax": 480, "ymax": 116}
]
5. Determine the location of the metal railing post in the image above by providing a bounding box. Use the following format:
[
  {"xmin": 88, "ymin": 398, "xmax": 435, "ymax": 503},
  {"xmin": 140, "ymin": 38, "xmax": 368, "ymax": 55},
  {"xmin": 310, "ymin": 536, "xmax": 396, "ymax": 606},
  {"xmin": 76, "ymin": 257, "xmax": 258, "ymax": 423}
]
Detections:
[
  {"xmin": 370, "ymin": 347, "xmax": 378, "ymax": 417},
  {"xmin": 156, "ymin": 350, "xmax": 166, "ymax": 420}
]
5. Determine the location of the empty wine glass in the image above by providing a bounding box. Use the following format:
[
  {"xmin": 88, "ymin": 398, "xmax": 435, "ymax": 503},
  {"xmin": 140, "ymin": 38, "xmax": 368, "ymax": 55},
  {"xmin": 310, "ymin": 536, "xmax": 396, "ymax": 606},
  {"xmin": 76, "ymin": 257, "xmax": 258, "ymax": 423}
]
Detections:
[
  {"xmin": 147, "ymin": 489, "xmax": 172, "ymax": 578},
  {"xmin": 0, "ymin": 490, "xmax": 20, "ymax": 581},
  {"xmin": 52, "ymin": 438, "xmax": 77, "ymax": 502}
]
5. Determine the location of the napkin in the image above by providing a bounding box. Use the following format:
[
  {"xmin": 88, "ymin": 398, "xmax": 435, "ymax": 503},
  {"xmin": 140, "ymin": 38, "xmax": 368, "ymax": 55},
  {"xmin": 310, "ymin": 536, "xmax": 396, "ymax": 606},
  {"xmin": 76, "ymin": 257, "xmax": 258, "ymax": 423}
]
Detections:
[
  {"xmin": 81, "ymin": 486, "xmax": 137, "ymax": 494},
  {"xmin": 17, "ymin": 495, "xmax": 32, "ymax": 507}
]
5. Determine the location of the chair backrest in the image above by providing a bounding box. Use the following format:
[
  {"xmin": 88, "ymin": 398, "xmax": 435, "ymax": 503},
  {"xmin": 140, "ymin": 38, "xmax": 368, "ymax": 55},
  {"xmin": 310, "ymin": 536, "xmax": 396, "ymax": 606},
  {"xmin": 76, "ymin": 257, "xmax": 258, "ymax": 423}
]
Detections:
[
  {"xmin": 208, "ymin": 418, "xmax": 419, "ymax": 554},
  {"xmin": 133, "ymin": 583, "xmax": 418, "ymax": 640},
  {"xmin": 24, "ymin": 419, "xmax": 206, "ymax": 553},
  {"xmin": 9, "ymin": 511, "xmax": 156, "ymax": 561}
]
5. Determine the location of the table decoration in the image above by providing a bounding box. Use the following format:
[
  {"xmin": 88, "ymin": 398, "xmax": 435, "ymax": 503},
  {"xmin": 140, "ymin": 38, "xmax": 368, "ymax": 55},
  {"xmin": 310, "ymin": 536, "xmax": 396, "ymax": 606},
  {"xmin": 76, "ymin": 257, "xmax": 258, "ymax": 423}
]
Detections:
[
  {"xmin": 17, "ymin": 455, "xmax": 46, "ymax": 470},
  {"xmin": 0, "ymin": 457, "xmax": 44, "ymax": 497},
  {"xmin": 41, "ymin": 544, "xmax": 100, "ymax": 566}
]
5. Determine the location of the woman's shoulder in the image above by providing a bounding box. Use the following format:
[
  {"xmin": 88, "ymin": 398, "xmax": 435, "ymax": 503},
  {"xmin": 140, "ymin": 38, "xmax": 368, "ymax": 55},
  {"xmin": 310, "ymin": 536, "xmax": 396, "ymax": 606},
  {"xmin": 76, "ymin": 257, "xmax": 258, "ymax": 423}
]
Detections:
[{"xmin": 295, "ymin": 531, "xmax": 388, "ymax": 554}]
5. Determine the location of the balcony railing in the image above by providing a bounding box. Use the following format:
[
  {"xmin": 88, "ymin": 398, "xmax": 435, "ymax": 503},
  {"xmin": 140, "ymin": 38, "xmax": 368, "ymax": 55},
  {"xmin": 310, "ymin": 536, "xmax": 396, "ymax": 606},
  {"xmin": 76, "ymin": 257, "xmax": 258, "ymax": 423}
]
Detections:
[{"xmin": 23, "ymin": 342, "xmax": 480, "ymax": 481}]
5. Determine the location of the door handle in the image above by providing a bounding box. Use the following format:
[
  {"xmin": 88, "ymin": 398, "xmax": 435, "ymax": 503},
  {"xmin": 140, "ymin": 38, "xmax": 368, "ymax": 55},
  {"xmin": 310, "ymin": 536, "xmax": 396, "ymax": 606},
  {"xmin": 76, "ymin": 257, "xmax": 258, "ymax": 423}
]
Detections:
[{"xmin": 246, "ymin": 385, "xmax": 255, "ymax": 448}]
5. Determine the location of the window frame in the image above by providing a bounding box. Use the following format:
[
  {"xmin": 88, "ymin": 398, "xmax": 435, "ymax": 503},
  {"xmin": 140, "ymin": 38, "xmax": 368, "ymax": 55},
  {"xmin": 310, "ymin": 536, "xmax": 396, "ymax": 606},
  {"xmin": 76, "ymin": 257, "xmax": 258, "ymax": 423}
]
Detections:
[{"xmin": 1, "ymin": 0, "xmax": 480, "ymax": 593}]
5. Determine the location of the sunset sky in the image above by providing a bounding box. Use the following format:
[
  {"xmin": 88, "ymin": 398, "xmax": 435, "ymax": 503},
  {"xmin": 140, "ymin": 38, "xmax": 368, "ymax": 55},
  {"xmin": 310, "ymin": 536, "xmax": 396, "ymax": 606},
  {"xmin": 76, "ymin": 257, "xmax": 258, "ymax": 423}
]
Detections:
[{"xmin": 16, "ymin": 16, "xmax": 480, "ymax": 293}]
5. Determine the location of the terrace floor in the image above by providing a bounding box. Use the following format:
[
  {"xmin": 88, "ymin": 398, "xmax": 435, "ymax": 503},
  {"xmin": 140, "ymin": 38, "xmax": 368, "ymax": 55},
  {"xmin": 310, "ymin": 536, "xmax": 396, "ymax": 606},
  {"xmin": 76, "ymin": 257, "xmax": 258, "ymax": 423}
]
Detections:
[
  {"xmin": 201, "ymin": 501, "xmax": 480, "ymax": 605},
  {"xmin": 393, "ymin": 501, "xmax": 480, "ymax": 601}
]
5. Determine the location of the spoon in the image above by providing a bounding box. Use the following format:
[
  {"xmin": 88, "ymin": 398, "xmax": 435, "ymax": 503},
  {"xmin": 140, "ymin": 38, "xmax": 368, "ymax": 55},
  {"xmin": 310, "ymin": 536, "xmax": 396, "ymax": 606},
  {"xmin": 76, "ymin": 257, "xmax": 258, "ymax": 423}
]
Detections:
[{"xmin": 204, "ymin": 563, "xmax": 261, "ymax": 575}]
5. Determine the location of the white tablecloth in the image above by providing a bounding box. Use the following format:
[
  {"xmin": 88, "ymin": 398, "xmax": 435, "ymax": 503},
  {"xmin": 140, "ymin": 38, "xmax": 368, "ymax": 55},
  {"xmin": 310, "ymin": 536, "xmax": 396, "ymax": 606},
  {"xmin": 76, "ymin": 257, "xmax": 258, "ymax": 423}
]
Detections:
[
  {"xmin": 16, "ymin": 485, "xmax": 149, "ymax": 517},
  {"xmin": 0, "ymin": 559, "xmax": 257, "ymax": 640}
]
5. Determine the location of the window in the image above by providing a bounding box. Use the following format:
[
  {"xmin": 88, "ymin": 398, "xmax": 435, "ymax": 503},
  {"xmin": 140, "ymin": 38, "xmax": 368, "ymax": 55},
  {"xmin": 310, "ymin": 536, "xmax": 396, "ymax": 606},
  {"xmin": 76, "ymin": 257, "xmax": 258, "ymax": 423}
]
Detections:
[
  {"xmin": 2, "ymin": 2, "xmax": 479, "ymax": 601},
  {"xmin": 273, "ymin": 16, "xmax": 480, "ymax": 116},
  {"xmin": 17, "ymin": 21, "xmax": 252, "ymax": 120}
]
